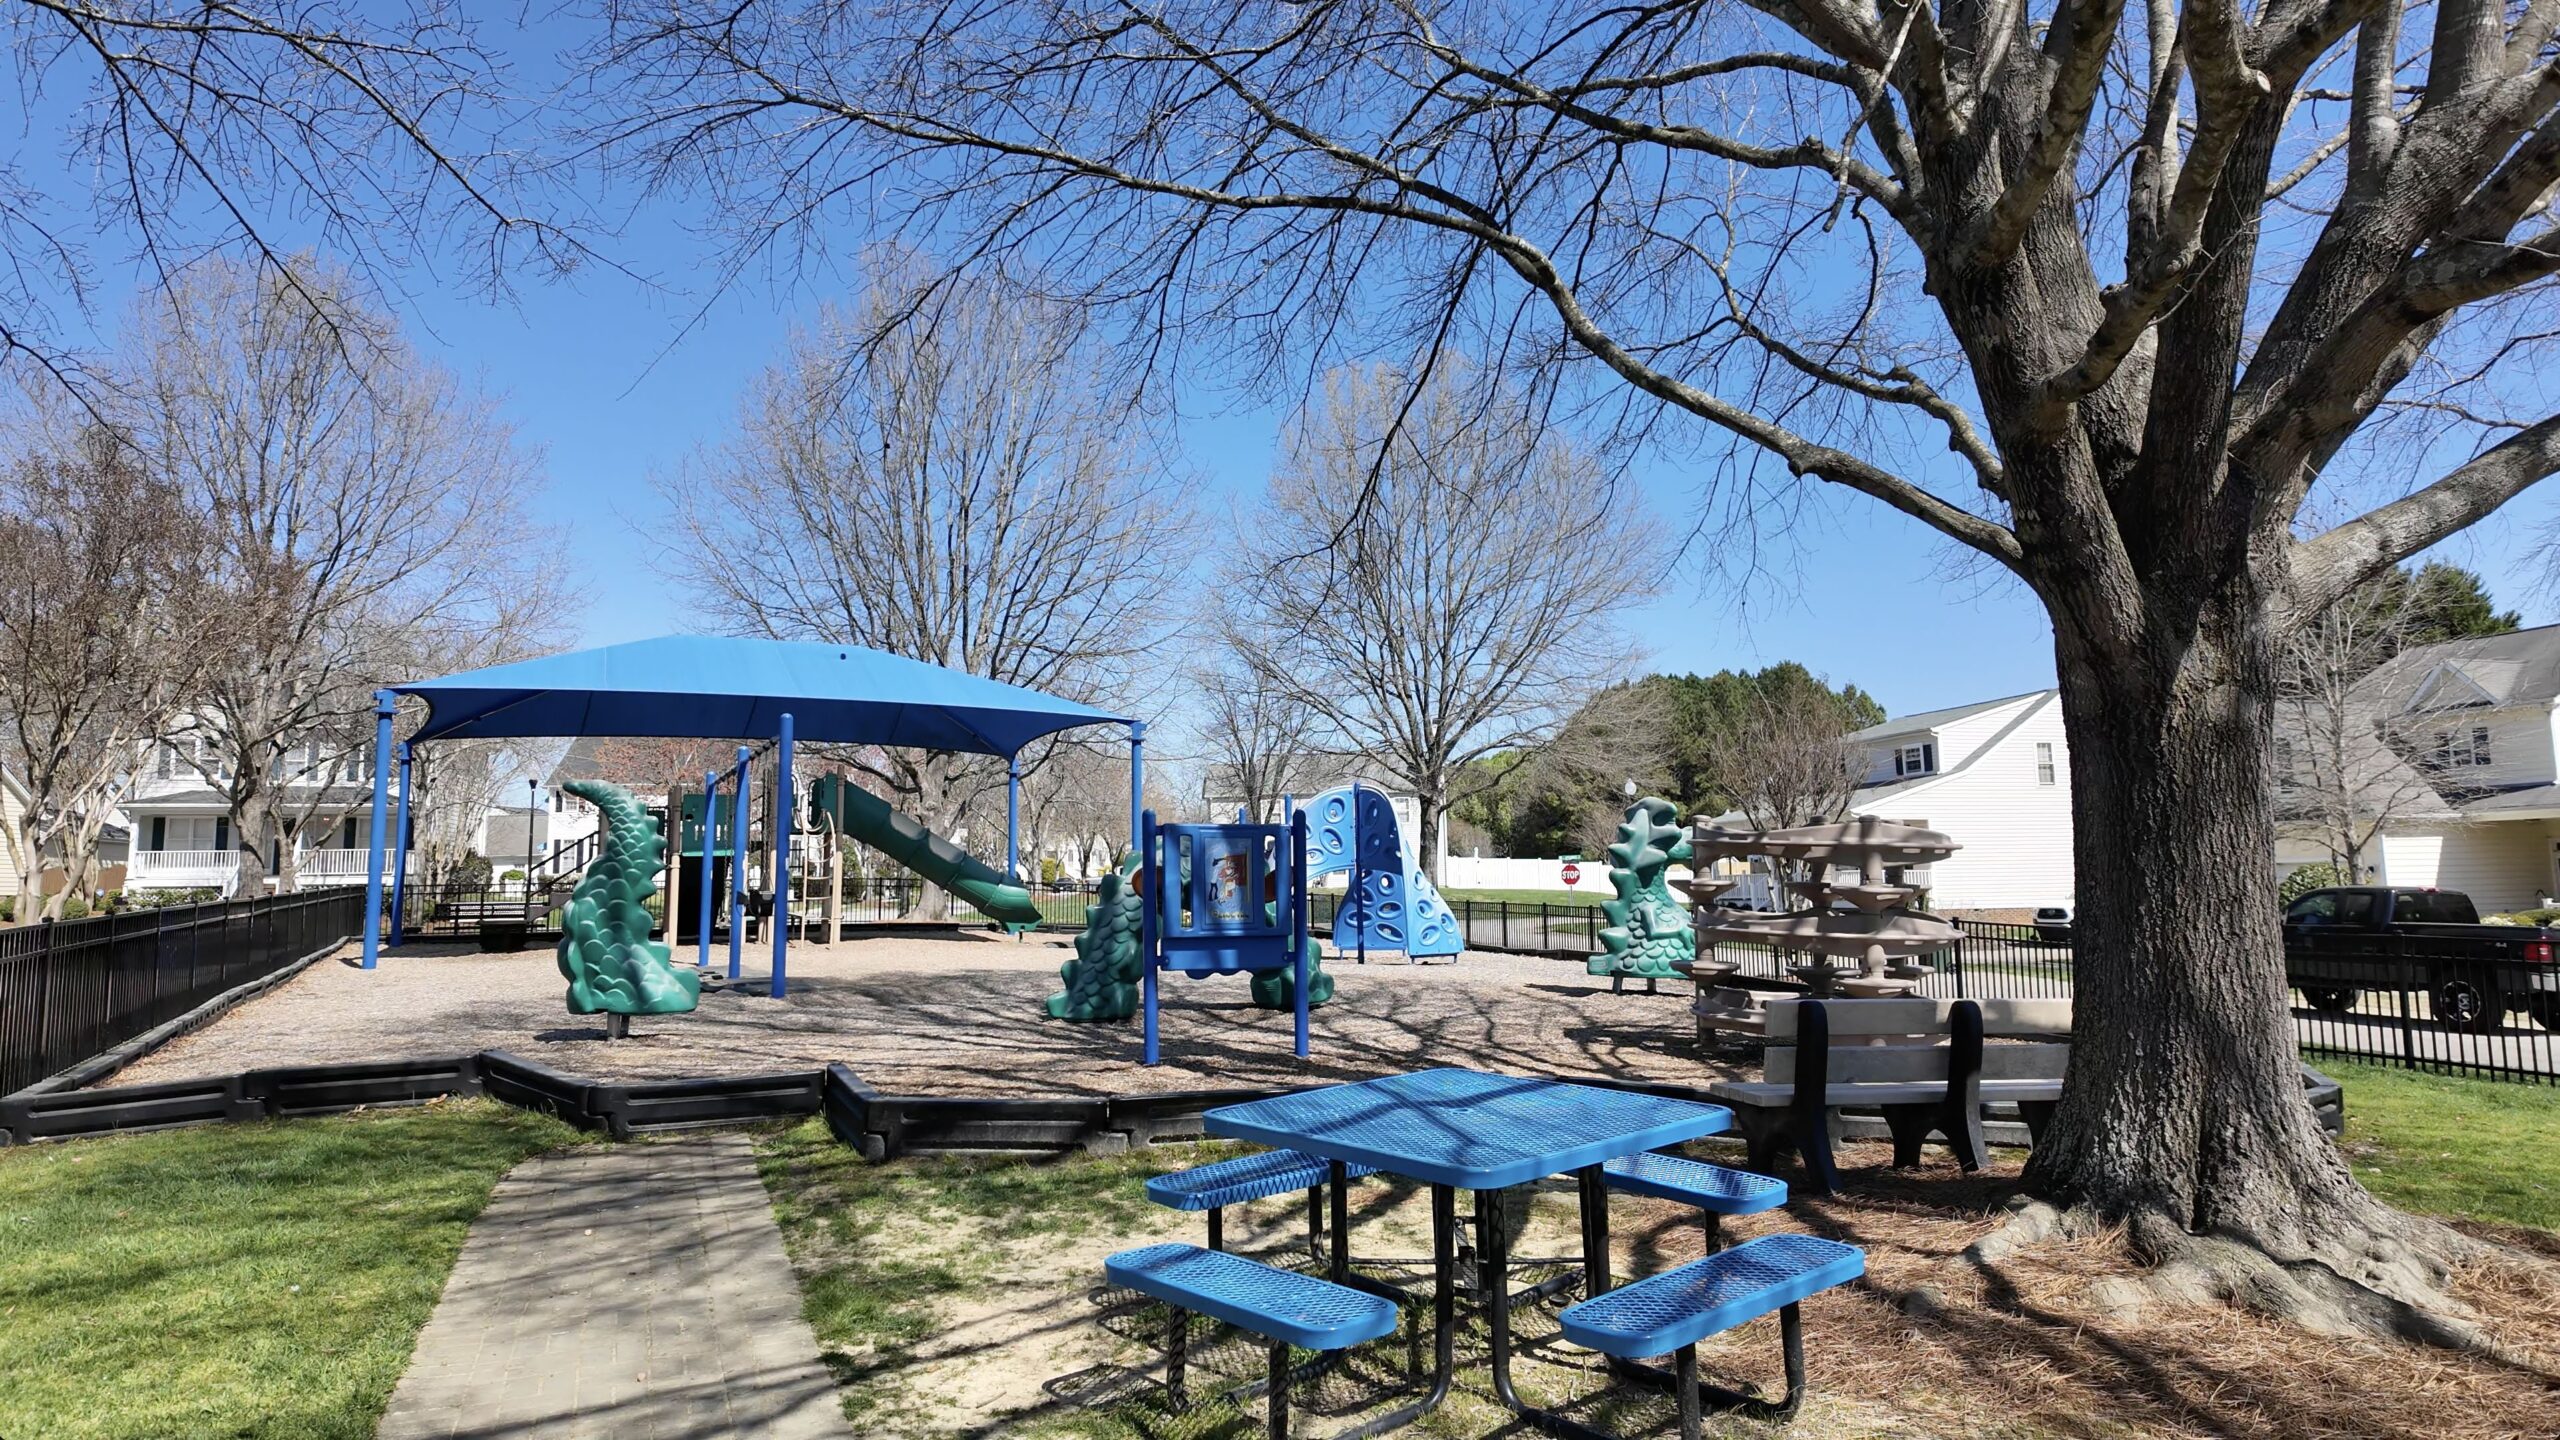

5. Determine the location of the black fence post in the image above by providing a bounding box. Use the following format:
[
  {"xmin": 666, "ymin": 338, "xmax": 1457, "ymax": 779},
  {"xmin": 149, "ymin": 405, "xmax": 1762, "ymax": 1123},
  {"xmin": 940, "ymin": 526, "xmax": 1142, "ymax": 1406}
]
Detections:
[
  {"xmin": 1540, "ymin": 902, "xmax": 1549, "ymax": 951},
  {"xmin": 34, "ymin": 917, "xmax": 56, "ymax": 1081}
]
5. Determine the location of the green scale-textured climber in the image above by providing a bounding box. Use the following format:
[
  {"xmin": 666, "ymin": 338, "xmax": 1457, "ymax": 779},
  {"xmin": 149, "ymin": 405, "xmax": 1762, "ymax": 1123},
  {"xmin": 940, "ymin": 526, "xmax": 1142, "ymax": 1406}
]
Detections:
[
  {"xmin": 557, "ymin": 778, "xmax": 700, "ymax": 1034},
  {"xmin": 1590, "ymin": 795, "xmax": 1695, "ymax": 987}
]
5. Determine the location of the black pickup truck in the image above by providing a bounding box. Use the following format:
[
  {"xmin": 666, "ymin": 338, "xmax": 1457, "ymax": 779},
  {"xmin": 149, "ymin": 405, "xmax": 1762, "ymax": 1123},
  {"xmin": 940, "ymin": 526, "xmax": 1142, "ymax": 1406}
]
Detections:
[{"xmin": 2283, "ymin": 886, "xmax": 2560, "ymax": 1033}]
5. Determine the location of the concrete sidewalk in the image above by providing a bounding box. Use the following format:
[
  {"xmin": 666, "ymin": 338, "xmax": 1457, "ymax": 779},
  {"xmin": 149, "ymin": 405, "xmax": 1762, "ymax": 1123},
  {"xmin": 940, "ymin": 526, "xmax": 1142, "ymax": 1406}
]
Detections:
[{"xmin": 377, "ymin": 1132, "xmax": 849, "ymax": 1439}]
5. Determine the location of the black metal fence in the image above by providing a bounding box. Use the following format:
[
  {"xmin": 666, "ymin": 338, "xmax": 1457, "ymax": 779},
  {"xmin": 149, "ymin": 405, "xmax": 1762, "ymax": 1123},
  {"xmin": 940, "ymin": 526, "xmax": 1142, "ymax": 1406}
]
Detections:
[{"xmin": 0, "ymin": 889, "xmax": 366, "ymax": 1094}]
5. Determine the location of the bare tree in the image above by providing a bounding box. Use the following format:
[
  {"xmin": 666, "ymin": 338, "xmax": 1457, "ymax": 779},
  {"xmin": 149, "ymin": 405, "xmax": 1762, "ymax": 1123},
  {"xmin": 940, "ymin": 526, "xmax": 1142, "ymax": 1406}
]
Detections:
[
  {"xmin": 1191, "ymin": 656, "xmax": 1322, "ymax": 825},
  {"xmin": 657, "ymin": 261, "xmax": 1189, "ymax": 913},
  {"xmin": 0, "ymin": 1, "xmax": 576, "ymax": 398},
  {"xmin": 2274, "ymin": 581, "xmax": 2453, "ymax": 879},
  {"xmin": 1472, "ymin": 679, "xmax": 1678, "ymax": 857},
  {"xmin": 113, "ymin": 258, "xmax": 566, "ymax": 895},
  {"xmin": 1223, "ymin": 363, "xmax": 1646, "ymax": 878},
  {"xmin": 1707, "ymin": 684, "xmax": 1872, "ymax": 834},
  {"xmin": 592, "ymin": 0, "xmax": 2560, "ymax": 1333},
  {"xmin": 0, "ymin": 425, "xmax": 213, "ymax": 918}
]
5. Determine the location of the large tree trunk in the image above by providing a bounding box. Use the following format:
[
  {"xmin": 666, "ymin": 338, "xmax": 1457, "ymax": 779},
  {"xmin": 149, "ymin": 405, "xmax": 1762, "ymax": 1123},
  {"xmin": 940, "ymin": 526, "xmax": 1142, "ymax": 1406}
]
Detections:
[{"xmin": 2018, "ymin": 591, "xmax": 2481, "ymax": 1343}]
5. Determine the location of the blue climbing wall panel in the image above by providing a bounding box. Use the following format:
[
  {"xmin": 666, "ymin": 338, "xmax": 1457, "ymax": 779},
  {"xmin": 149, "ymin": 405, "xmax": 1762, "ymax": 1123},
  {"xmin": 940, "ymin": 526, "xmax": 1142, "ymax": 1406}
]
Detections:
[{"xmin": 1303, "ymin": 784, "xmax": 1462, "ymax": 958}]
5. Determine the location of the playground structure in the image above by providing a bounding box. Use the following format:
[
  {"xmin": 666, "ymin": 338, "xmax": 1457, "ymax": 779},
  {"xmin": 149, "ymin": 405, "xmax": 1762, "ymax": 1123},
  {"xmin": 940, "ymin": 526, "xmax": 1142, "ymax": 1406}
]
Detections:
[
  {"xmin": 1590, "ymin": 796, "xmax": 1694, "ymax": 992},
  {"xmin": 1138, "ymin": 808, "xmax": 1323, "ymax": 1064},
  {"xmin": 1303, "ymin": 783, "xmax": 1462, "ymax": 962},
  {"xmin": 1045, "ymin": 780, "xmax": 1462, "ymax": 1047},
  {"xmin": 360, "ymin": 635, "xmax": 1140, "ymax": 1008},
  {"xmin": 554, "ymin": 778, "xmax": 699, "ymax": 1037},
  {"xmin": 1690, "ymin": 816, "xmax": 1961, "ymax": 999}
]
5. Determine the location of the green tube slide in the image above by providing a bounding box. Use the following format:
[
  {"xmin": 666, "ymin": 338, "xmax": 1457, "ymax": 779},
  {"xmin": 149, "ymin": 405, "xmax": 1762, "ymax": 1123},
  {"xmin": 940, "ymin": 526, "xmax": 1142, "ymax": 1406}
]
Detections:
[{"xmin": 826, "ymin": 781, "xmax": 1042, "ymax": 927}]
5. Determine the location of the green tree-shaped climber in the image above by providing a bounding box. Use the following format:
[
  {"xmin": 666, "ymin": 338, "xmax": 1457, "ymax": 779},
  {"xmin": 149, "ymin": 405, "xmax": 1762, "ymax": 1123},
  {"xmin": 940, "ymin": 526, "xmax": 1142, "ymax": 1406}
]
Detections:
[
  {"xmin": 1590, "ymin": 796, "xmax": 1693, "ymax": 982},
  {"xmin": 556, "ymin": 779, "xmax": 700, "ymax": 1022}
]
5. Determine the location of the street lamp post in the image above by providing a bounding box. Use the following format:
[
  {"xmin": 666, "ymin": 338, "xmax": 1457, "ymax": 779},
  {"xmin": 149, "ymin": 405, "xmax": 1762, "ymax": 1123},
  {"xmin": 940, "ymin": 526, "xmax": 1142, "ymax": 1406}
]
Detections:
[{"xmin": 525, "ymin": 778, "xmax": 538, "ymax": 901}]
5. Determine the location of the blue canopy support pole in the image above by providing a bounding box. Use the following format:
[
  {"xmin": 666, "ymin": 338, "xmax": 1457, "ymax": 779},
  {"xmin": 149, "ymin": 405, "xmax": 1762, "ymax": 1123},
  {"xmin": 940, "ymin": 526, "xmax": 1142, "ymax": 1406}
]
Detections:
[
  {"xmin": 1127, "ymin": 721, "xmax": 1145, "ymax": 855},
  {"xmin": 389, "ymin": 744, "xmax": 413, "ymax": 948},
  {"xmin": 1005, "ymin": 752, "xmax": 1021, "ymax": 883},
  {"xmin": 360, "ymin": 690, "xmax": 396, "ymax": 969},
  {"xmin": 1139, "ymin": 809, "xmax": 1160, "ymax": 1067},
  {"xmin": 1291, "ymin": 810, "xmax": 1310, "ymax": 1060},
  {"xmin": 771, "ymin": 713, "xmax": 794, "ymax": 999},
  {"xmin": 696, "ymin": 770, "xmax": 718, "ymax": 971},
  {"xmin": 728, "ymin": 746, "xmax": 751, "ymax": 982}
]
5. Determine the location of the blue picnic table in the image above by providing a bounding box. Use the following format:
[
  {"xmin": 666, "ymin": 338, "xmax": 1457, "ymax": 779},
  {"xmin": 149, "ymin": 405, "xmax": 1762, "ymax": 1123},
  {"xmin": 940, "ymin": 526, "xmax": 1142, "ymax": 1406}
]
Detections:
[{"xmin": 1203, "ymin": 1067, "xmax": 1734, "ymax": 1437}]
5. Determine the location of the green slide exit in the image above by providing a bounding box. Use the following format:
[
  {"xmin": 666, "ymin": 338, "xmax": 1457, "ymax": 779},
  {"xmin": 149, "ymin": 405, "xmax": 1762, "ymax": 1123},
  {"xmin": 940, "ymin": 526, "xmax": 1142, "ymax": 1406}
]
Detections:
[{"xmin": 825, "ymin": 780, "xmax": 1042, "ymax": 927}]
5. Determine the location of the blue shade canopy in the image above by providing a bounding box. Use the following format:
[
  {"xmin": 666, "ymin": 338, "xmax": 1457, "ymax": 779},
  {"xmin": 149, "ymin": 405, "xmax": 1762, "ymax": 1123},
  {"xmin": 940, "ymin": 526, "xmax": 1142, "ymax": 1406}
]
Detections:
[{"xmin": 393, "ymin": 635, "xmax": 1131, "ymax": 754}]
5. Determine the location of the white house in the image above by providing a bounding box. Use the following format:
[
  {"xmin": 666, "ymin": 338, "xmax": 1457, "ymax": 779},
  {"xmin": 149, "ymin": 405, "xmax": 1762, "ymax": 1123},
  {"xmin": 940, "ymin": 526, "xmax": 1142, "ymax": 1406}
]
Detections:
[
  {"xmin": 123, "ymin": 731, "xmax": 400, "ymax": 894},
  {"xmin": 1830, "ymin": 690, "xmax": 2074, "ymax": 913},
  {"xmin": 2285, "ymin": 625, "xmax": 2560, "ymax": 912}
]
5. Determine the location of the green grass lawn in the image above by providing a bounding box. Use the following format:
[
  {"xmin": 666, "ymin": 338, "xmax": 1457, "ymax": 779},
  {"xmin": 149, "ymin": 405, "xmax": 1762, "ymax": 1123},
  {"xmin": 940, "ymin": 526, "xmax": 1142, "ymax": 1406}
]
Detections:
[
  {"xmin": 0, "ymin": 1100, "xmax": 584, "ymax": 1440},
  {"xmin": 2329, "ymin": 1060, "xmax": 2560, "ymax": 1233}
]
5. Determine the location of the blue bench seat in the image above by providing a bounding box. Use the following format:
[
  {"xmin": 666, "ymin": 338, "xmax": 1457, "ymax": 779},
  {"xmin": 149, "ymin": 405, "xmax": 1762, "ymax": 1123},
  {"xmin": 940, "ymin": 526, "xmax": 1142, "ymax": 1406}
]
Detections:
[
  {"xmin": 1601, "ymin": 1151, "xmax": 1788, "ymax": 1253},
  {"xmin": 1601, "ymin": 1152, "xmax": 1787, "ymax": 1212},
  {"xmin": 1106, "ymin": 1242, "xmax": 1399, "ymax": 1350},
  {"xmin": 1558, "ymin": 1234, "xmax": 1864, "ymax": 1434},
  {"xmin": 1146, "ymin": 1148, "xmax": 1372, "ymax": 1257},
  {"xmin": 1145, "ymin": 1148, "xmax": 1373, "ymax": 1210},
  {"xmin": 1105, "ymin": 1242, "xmax": 1400, "ymax": 1432}
]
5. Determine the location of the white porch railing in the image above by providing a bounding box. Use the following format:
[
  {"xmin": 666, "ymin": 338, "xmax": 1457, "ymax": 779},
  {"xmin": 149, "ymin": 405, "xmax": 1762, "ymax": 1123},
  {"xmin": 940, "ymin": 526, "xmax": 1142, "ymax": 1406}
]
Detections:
[
  {"xmin": 125, "ymin": 849, "xmax": 239, "ymax": 887},
  {"xmin": 127, "ymin": 847, "xmax": 409, "ymax": 892}
]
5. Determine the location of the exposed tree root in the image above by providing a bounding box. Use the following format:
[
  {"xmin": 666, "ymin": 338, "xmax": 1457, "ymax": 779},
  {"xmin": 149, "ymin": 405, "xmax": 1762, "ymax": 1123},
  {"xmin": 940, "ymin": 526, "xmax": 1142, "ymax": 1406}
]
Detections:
[{"xmin": 1966, "ymin": 1196, "xmax": 2501, "ymax": 1351}]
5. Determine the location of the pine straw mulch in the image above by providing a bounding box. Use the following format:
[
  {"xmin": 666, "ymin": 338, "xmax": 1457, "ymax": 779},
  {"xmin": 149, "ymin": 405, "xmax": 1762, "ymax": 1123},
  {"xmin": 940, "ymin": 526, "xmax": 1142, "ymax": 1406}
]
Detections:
[{"xmin": 1656, "ymin": 1141, "xmax": 2560, "ymax": 1439}]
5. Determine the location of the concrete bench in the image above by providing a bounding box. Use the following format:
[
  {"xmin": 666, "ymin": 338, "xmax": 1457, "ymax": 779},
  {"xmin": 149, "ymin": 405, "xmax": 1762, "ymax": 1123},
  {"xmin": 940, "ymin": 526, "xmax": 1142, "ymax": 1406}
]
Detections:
[
  {"xmin": 1600, "ymin": 1151, "xmax": 1788, "ymax": 1251},
  {"xmin": 1708, "ymin": 998, "xmax": 2347, "ymax": 1194},
  {"xmin": 1104, "ymin": 1242, "xmax": 1398, "ymax": 1434},
  {"xmin": 1557, "ymin": 1233, "xmax": 1866, "ymax": 1435},
  {"xmin": 1144, "ymin": 1148, "xmax": 1375, "ymax": 1257}
]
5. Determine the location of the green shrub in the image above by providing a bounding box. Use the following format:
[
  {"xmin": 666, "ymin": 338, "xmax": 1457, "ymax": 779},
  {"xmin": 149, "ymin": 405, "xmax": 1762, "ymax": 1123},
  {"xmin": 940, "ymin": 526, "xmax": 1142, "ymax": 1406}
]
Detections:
[
  {"xmin": 56, "ymin": 892, "xmax": 90, "ymax": 920},
  {"xmin": 2279, "ymin": 863, "xmax": 2345, "ymax": 905},
  {"xmin": 2487, "ymin": 906, "xmax": 2560, "ymax": 926},
  {"xmin": 125, "ymin": 887, "xmax": 222, "ymax": 908},
  {"xmin": 444, "ymin": 851, "xmax": 492, "ymax": 892},
  {"xmin": 1040, "ymin": 856, "xmax": 1065, "ymax": 886}
]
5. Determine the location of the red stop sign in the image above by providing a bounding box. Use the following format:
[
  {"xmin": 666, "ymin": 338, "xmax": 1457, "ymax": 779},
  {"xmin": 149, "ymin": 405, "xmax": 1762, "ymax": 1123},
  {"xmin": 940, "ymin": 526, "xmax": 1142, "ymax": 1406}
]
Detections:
[{"xmin": 1561, "ymin": 861, "xmax": 1581, "ymax": 886}]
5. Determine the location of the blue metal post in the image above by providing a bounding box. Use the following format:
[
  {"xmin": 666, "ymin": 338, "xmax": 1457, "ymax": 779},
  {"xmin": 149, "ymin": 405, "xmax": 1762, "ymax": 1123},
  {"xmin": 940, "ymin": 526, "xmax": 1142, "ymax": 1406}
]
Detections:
[
  {"xmin": 1139, "ymin": 809, "xmax": 1159, "ymax": 1066},
  {"xmin": 696, "ymin": 770, "xmax": 718, "ymax": 971},
  {"xmin": 728, "ymin": 746, "xmax": 751, "ymax": 982},
  {"xmin": 771, "ymin": 713, "xmax": 794, "ymax": 999},
  {"xmin": 1290, "ymin": 809, "xmax": 1310, "ymax": 1059},
  {"xmin": 389, "ymin": 744, "xmax": 413, "ymax": 947},
  {"xmin": 360, "ymin": 691, "xmax": 396, "ymax": 969},
  {"xmin": 1006, "ymin": 752, "xmax": 1021, "ymax": 882},
  {"xmin": 1127, "ymin": 721, "xmax": 1145, "ymax": 856}
]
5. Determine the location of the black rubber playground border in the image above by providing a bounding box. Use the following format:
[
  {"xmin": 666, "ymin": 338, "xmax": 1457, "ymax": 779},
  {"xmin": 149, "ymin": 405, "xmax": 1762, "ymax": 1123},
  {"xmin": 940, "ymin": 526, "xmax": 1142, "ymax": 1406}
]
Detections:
[{"xmin": 0, "ymin": 1043, "xmax": 1841, "ymax": 1153}]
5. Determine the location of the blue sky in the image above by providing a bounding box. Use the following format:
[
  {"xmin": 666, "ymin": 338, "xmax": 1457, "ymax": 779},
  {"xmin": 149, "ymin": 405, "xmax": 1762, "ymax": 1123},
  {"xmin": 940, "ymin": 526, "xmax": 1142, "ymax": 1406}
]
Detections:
[
  {"xmin": 399, "ymin": 258, "xmax": 2560, "ymax": 721},
  {"xmin": 71, "ymin": 238, "xmax": 2560, "ymax": 724}
]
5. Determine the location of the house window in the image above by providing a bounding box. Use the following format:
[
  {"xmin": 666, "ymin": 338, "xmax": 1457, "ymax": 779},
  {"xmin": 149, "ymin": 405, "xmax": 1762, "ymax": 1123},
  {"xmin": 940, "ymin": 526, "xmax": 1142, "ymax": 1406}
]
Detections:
[
  {"xmin": 1894, "ymin": 742, "xmax": 1936, "ymax": 777},
  {"xmin": 2431, "ymin": 727, "xmax": 2495, "ymax": 769},
  {"xmin": 342, "ymin": 816, "xmax": 359, "ymax": 849},
  {"xmin": 213, "ymin": 818, "xmax": 231, "ymax": 853},
  {"xmin": 155, "ymin": 741, "xmax": 179, "ymax": 780},
  {"xmin": 2036, "ymin": 742, "xmax": 2056, "ymax": 786},
  {"xmin": 148, "ymin": 817, "xmax": 166, "ymax": 851}
]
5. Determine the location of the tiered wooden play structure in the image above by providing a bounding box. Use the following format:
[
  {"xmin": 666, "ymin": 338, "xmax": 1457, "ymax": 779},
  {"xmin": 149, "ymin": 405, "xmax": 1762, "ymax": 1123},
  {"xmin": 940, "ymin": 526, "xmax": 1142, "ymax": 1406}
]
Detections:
[{"xmin": 1682, "ymin": 815, "xmax": 1961, "ymax": 1036}]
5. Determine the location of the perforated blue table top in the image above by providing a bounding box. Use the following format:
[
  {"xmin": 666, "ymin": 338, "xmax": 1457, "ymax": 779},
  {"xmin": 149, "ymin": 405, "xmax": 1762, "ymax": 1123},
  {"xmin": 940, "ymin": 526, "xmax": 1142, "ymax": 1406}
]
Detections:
[{"xmin": 1202, "ymin": 1068, "xmax": 1734, "ymax": 1190}]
